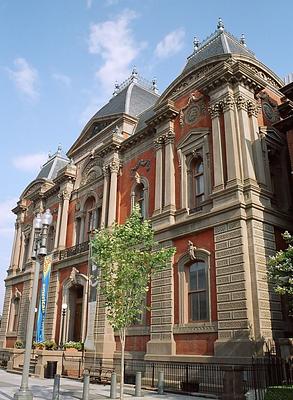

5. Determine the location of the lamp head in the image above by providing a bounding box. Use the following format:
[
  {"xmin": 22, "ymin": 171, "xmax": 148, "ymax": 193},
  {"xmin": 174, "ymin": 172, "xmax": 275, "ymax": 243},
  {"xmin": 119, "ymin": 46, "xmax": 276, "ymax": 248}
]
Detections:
[
  {"xmin": 42, "ymin": 209, "xmax": 53, "ymax": 226},
  {"xmin": 33, "ymin": 213, "xmax": 42, "ymax": 230},
  {"xmin": 62, "ymin": 303, "xmax": 68, "ymax": 311}
]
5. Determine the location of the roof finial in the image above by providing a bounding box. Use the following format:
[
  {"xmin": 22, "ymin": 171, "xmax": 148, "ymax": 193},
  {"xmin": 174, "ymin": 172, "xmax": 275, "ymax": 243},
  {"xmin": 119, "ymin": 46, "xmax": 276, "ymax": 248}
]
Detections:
[
  {"xmin": 193, "ymin": 36, "xmax": 200, "ymax": 52},
  {"xmin": 57, "ymin": 144, "xmax": 62, "ymax": 154},
  {"xmin": 113, "ymin": 81, "xmax": 120, "ymax": 96},
  {"xmin": 217, "ymin": 17, "xmax": 224, "ymax": 31},
  {"xmin": 48, "ymin": 150, "xmax": 52, "ymax": 159},
  {"xmin": 152, "ymin": 77, "xmax": 158, "ymax": 94},
  {"xmin": 240, "ymin": 33, "xmax": 247, "ymax": 47},
  {"xmin": 131, "ymin": 66, "xmax": 138, "ymax": 82}
]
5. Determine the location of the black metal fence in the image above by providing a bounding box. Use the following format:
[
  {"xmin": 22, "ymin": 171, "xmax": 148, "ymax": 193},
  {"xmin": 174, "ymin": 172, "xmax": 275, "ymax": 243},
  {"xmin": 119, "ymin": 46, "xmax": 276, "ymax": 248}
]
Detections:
[{"xmin": 110, "ymin": 357, "xmax": 292, "ymax": 399}]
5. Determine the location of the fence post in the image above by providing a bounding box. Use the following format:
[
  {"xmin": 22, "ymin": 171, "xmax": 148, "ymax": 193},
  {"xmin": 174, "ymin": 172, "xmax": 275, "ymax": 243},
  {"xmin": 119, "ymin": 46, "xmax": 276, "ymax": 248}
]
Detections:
[
  {"xmin": 152, "ymin": 363, "xmax": 155, "ymax": 387},
  {"xmin": 52, "ymin": 374, "xmax": 60, "ymax": 400},
  {"xmin": 82, "ymin": 370, "xmax": 90, "ymax": 400},
  {"xmin": 110, "ymin": 371, "xmax": 117, "ymax": 399},
  {"xmin": 158, "ymin": 371, "xmax": 164, "ymax": 395},
  {"xmin": 135, "ymin": 372, "xmax": 142, "ymax": 397}
]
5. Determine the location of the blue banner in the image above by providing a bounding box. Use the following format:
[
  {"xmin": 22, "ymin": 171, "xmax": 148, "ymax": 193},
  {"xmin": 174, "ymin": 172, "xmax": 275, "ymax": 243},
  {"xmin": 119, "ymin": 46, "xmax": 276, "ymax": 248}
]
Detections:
[{"xmin": 36, "ymin": 254, "xmax": 52, "ymax": 343}]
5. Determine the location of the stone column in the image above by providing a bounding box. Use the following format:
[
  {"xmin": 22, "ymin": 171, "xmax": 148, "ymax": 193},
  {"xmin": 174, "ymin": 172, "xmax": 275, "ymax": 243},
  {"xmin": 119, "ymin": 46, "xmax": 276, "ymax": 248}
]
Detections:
[
  {"xmin": 209, "ymin": 103, "xmax": 225, "ymax": 191},
  {"xmin": 58, "ymin": 184, "xmax": 73, "ymax": 249},
  {"xmin": 101, "ymin": 165, "xmax": 110, "ymax": 227},
  {"xmin": 54, "ymin": 200, "xmax": 62, "ymax": 249},
  {"xmin": 164, "ymin": 131, "xmax": 176, "ymax": 212},
  {"xmin": 107, "ymin": 159, "xmax": 120, "ymax": 226},
  {"xmin": 235, "ymin": 95, "xmax": 257, "ymax": 183},
  {"xmin": 153, "ymin": 137, "xmax": 163, "ymax": 214},
  {"xmin": 248, "ymin": 101, "xmax": 267, "ymax": 186},
  {"xmin": 10, "ymin": 222, "xmax": 21, "ymax": 269},
  {"xmin": 79, "ymin": 213, "xmax": 86, "ymax": 244},
  {"xmin": 222, "ymin": 94, "xmax": 242, "ymax": 186}
]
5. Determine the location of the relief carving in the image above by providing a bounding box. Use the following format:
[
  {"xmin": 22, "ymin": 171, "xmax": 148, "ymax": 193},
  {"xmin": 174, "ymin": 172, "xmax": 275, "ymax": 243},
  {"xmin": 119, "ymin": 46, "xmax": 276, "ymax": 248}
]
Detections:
[{"xmin": 130, "ymin": 159, "xmax": 151, "ymax": 177}]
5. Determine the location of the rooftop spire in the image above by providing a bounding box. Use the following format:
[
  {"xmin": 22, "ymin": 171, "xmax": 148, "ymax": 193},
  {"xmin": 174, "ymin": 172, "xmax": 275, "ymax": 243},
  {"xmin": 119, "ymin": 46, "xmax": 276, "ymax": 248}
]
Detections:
[
  {"xmin": 217, "ymin": 17, "xmax": 224, "ymax": 31},
  {"xmin": 131, "ymin": 66, "xmax": 138, "ymax": 82},
  {"xmin": 193, "ymin": 36, "xmax": 200, "ymax": 52},
  {"xmin": 240, "ymin": 33, "xmax": 247, "ymax": 47},
  {"xmin": 152, "ymin": 77, "xmax": 158, "ymax": 94},
  {"xmin": 113, "ymin": 81, "xmax": 120, "ymax": 96}
]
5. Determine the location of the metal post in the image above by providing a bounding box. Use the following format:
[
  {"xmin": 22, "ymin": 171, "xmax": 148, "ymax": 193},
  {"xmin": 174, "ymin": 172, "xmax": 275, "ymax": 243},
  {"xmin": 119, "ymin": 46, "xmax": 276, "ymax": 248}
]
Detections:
[
  {"xmin": 14, "ymin": 255, "xmax": 41, "ymax": 400},
  {"xmin": 52, "ymin": 374, "xmax": 60, "ymax": 400},
  {"xmin": 82, "ymin": 370, "xmax": 90, "ymax": 400},
  {"xmin": 158, "ymin": 371, "xmax": 164, "ymax": 395},
  {"xmin": 110, "ymin": 372, "xmax": 117, "ymax": 399},
  {"xmin": 135, "ymin": 372, "xmax": 142, "ymax": 397}
]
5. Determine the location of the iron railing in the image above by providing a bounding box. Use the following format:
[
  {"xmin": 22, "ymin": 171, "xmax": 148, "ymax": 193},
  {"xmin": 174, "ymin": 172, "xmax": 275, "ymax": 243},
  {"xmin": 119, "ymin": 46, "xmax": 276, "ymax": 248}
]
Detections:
[
  {"xmin": 58, "ymin": 241, "xmax": 89, "ymax": 261},
  {"xmin": 60, "ymin": 354, "xmax": 292, "ymax": 399}
]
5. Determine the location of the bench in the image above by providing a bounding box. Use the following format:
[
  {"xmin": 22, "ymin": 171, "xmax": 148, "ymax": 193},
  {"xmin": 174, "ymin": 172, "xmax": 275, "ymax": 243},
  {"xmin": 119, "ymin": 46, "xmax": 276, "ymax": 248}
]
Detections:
[{"xmin": 89, "ymin": 367, "xmax": 114, "ymax": 384}]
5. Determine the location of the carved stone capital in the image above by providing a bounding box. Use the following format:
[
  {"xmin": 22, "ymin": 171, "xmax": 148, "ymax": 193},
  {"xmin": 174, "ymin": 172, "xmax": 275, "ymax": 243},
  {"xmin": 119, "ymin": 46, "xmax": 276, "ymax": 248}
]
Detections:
[
  {"xmin": 109, "ymin": 159, "xmax": 120, "ymax": 174},
  {"xmin": 235, "ymin": 95, "xmax": 248, "ymax": 111},
  {"xmin": 164, "ymin": 130, "xmax": 175, "ymax": 145},
  {"xmin": 247, "ymin": 100, "xmax": 259, "ymax": 117},
  {"xmin": 154, "ymin": 136, "xmax": 164, "ymax": 150},
  {"xmin": 102, "ymin": 164, "xmax": 110, "ymax": 177},
  {"xmin": 221, "ymin": 94, "xmax": 235, "ymax": 112},
  {"xmin": 208, "ymin": 103, "xmax": 221, "ymax": 118}
]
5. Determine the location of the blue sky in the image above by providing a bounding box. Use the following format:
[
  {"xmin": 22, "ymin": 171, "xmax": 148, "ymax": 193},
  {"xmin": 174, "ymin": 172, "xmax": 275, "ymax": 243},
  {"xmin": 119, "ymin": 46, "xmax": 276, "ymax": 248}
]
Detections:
[{"xmin": 0, "ymin": 0, "xmax": 292, "ymax": 310}]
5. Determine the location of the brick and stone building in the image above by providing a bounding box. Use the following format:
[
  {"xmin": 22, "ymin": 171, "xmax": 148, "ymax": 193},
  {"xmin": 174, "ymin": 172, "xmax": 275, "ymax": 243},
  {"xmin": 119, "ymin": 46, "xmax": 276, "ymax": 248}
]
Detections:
[{"xmin": 1, "ymin": 20, "xmax": 292, "ymax": 369}]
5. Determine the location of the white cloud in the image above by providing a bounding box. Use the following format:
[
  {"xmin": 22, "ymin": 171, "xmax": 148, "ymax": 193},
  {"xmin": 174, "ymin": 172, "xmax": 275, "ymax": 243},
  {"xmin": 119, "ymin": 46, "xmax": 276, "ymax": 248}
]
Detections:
[
  {"xmin": 88, "ymin": 9, "xmax": 145, "ymax": 93},
  {"xmin": 12, "ymin": 152, "xmax": 48, "ymax": 173},
  {"xmin": 7, "ymin": 57, "xmax": 39, "ymax": 100},
  {"xmin": 155, "ymin": 28, "xmax": 185, "ymax": 59},
  {"xmin": 52, "ymin": 73, "xmax": 71, "ymax": 87}
]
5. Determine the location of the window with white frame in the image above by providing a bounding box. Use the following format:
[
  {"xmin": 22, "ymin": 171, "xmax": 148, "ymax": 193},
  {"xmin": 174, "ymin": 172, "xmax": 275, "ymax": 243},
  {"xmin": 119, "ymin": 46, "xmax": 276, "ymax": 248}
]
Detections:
[{"xmin": 178, "ymin": 249, "xmax": 210, "ymax": 325}]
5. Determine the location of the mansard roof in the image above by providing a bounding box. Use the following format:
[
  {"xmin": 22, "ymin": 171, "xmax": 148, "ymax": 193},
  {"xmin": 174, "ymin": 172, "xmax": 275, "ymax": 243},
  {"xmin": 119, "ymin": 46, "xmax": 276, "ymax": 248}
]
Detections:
[
  {"xmin": 183, "ymin": 23, "xmax": 255, "ymax": 74},
  {"xmin": 93, "ymin": 71, "xmax": 159, "ymax": 119},
  {"xmin": 36, "ymin": 147, "xmax": 69, "ymax": 181}
]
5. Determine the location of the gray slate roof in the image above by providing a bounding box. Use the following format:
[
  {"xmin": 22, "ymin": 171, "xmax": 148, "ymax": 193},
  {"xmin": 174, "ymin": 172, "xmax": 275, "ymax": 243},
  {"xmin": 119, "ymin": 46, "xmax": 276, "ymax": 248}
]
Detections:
[
  {"xmin": 183, "ymin": 29, "xmax": 255, "ymax": 73},
  {"xmin": 36, "ymin": 150, "xmax": 69, "ymax": 181},
  {"xmin": 93, "ymin": 82, "xmax": 159, "ymax": 119}
]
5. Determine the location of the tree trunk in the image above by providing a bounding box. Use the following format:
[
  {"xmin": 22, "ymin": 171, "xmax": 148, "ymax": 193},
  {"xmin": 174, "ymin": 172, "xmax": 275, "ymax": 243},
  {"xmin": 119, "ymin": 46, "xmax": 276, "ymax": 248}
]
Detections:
[{"xmin": 120, "ymin": 329, "xmax": 126, "ymax": 400}]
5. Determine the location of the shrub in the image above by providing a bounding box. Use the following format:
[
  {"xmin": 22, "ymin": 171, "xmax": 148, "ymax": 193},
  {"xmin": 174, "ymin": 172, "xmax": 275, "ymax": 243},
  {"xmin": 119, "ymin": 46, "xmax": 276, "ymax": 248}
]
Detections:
[
  {"xmin": 264, "ymin": 385, "xmax": 293, "ymax": 400},
  {"xmin": 63, "ymin": 341, "xmax": 83, "ymax": 351},
  {"xmin": 44, "ymin": 340, "xmax": 57, "ymax": 350}
]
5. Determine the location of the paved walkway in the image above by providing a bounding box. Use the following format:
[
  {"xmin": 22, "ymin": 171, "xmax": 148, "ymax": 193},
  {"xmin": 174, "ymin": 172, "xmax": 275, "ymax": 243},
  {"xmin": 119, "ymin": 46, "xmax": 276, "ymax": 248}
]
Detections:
[{"xmin": 0, "ymin": 370, "xmax": 217, "ymax": 400}]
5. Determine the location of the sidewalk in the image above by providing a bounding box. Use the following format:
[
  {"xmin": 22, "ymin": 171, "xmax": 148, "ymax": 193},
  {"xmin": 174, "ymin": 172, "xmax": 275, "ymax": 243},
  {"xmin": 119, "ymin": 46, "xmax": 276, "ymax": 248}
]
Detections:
[{"xmin": 0, "ymin": 370, "xmax": 217, "ymax": 400}]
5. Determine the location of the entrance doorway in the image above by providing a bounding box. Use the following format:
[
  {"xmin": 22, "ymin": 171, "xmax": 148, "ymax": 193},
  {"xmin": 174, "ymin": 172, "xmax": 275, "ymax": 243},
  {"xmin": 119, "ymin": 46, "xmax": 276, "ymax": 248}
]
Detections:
[{"xmin": 68, "ymin": 284, "xmax": 83, "ymax": 342}]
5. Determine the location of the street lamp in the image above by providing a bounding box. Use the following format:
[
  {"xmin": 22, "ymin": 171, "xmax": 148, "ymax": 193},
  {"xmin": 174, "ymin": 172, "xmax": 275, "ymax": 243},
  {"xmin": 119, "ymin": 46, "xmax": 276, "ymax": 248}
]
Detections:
[
  {"xmin": 59, "ymin": 303, "xmax": 68, "ymax": 349},
  {"xmin": 14, "ymin": 209, "xmax": 52, "ymax": 400}
]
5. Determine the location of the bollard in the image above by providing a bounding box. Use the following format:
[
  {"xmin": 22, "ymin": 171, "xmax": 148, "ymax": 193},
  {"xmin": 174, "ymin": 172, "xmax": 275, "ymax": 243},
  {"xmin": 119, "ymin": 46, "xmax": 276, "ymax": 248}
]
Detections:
[
  {"xmin": 110, "ymin": 371, "xmax": 117, "ymax": 399},
  {"xmin": 157, "ymin": 371, "xmax": 164, "ymax": 395},
  {"xmin": 52, "ymin": 374, "xmax": 60, "ymax": 400},
  {"xmin": 135, "ymin": 371, "xmax": 142, "ymax": 397},
  {"xmin": 82, "ymin": 369, "xmax": 90, "ymax": 400}
]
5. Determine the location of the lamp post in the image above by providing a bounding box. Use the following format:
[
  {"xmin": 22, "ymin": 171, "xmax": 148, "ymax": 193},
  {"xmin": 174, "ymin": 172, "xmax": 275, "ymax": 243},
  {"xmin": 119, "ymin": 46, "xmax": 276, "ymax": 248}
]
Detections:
[
  {"xmin": 14, "ymin": 209, "xmax": 52, "ymax": 400},
  {"xmin": 60, "ymin": 303, "xmax": 68, "ymax": 349}
]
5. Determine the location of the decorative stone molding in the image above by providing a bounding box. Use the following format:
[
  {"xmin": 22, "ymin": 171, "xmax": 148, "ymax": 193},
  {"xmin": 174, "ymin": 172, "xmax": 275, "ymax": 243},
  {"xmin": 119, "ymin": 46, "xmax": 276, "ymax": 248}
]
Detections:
[
  {"xmin": 154, "ymin": 136, "xmax": 164, "ymax": 149},
  {"xmin": 164, "ymin": 130, "xmax": 175, "ymax": 144},
  {"xmin": 220, "ymin": 94, "xmax": 235, "ymax": 112},
  {"xmin": 102, "ymin": 164, "xmax": 110, "ymax": 177},
  {"xmin": 208, "ymin": 103, "xmax": 221, "ymax": 118},
  {"xmin": 130, "ymin": 159, "xmax": 151, "ymax": 177},
  {"xmin": 173, "ymin": 322, "xmax": 217, "ymax": 334},
  {"xmin": 58, "ymin": 190, "xmax": 71, "ymax": 201},
  {"xmin": 179, "ymin": 94, "xmax": 206, "ymax": 127},
  {"xmin": 247, "ymin": 100, "xmax": 260, "ymax": 117}
]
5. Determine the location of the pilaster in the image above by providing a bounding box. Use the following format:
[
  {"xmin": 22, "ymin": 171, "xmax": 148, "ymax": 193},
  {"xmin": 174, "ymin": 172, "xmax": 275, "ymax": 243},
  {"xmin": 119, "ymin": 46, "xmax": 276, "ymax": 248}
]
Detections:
[
  {"xmin": 58, "ymin": 182, "xmax": 73, "ymax": 249},
  {"xmin": 44, "ymin": 270, "xmax": 59, "ymax": 340},
  {"xmin": 0, "ymin": 286, "xmax": 12, "ymax": 347},
  {"xmin": 17, "ymin": 277, "xmax": 33, "ymax": 342},
  {"xmin": 164, "ymin": 130, "xmax": 176, "ymax": 215},
  {"xmin": 209, "ymin": 103, "xmax": 224, "ymax": 191},
  {"xmin": 107, "ymin": 157, "xmax": 120, "ymax": 226},
  {"xmin": 153, "ymin": 137, "xmax": 163, "ymax": 215},
  {"xmin": 101, "ymin": 165, "xmax": 110, "ymax": 227}
]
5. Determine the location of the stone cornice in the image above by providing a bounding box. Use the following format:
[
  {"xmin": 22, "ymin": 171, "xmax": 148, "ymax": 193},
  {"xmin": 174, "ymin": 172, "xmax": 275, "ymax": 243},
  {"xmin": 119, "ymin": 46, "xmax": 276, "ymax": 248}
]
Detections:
[
  {"xmin": 173, "ymin": 322, "xmax": 218, "ymax": 334},
  {"xmin": 145, "ymin": 100, "xmax": 179, "ymax": 127}
]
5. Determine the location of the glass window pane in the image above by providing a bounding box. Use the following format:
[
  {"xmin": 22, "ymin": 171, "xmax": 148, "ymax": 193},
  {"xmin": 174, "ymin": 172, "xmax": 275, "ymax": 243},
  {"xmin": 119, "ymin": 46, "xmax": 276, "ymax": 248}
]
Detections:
[
  {"xmin": 196, "ymin": 175, "xmax": 204, "ymax": 194},
  {"xmin": 196, "ymin": 161, "xmax": 203, "ymax": 174},
  {"xmin": 199, "ymin": 291, "xmax": 208, "ymax": 320},
  {"xmin": 198, "ymin": 267, "xmax": 206, "ymax": 290},
  {"xmin": 189, "ymin": 293, "xmax": 199, "ymax": 321}
]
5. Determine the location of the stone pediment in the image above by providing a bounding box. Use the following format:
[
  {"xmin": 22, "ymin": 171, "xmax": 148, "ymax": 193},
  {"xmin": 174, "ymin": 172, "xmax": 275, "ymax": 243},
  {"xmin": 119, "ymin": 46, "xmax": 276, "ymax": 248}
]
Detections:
[
  {"xmin": 21, "ymin": 179, "xmax": 54, "ymax": 200},
  {"xmin": 67, "ymin": 116, "xmax": 119, "ymax": 158},
  {"xmin": 177, "ymin": 128, "xmax": 210, "ymax": 153}
]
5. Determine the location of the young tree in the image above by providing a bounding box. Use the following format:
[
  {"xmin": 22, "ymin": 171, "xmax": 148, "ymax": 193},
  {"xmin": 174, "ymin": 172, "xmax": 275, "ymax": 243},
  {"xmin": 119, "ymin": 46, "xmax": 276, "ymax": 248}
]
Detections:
[
  {"xmin": 268, "ymin": 231, "xmax": 293, "ymax": 314},
  {"xmin": 91, "ymin": 205, "xmax": 175, "ymax": 399}
]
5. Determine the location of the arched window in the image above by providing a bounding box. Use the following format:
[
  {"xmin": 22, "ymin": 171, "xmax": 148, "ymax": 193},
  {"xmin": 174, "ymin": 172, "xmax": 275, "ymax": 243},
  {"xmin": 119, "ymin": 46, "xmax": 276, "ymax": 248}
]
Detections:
[
  {"xmin": 9, "ymin": 294, "xmax": 21, "ymax": 332},
  {"xmin": 131, "ymin": 177, "xmax": 149, "ymax": 219},
  {"xmin": 178, "ymin": 249, "xmax": 211, "ymax": 325},
  {"xmin": 190, "ymin": 158, "xmax": 204, "ymax": 210},
  {"xmin": 188, "ymin": 260, "xmax": 208, "ymax": 321},
  {"xmin": 84, "ymin": 196, "xmax": 101, "ymax": 241}
]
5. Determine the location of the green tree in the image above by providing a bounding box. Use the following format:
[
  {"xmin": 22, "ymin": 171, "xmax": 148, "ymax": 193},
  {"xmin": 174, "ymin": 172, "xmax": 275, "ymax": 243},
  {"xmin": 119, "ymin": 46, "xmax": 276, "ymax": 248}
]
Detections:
[
  {"xmin": 91, "ymin": 205, "xmax": 175, "ymax": 399},
  {"xmin": 268, "ymin": 231, "xmax": 293, "ymax": 314}
]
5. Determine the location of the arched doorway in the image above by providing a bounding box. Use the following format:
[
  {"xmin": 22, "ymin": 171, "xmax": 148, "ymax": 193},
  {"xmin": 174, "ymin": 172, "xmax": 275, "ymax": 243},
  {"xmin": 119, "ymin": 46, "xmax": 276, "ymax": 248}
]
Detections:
[{"xmin": 68, "ymin": 284, "xmax": 83, "ymax": 342}]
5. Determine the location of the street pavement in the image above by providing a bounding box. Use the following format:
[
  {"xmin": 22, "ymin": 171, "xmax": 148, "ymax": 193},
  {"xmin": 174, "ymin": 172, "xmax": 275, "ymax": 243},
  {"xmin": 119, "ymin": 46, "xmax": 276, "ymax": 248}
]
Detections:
[{"xmin": 0, "ymin": 370, "xmax": 218, "ymax": 400}]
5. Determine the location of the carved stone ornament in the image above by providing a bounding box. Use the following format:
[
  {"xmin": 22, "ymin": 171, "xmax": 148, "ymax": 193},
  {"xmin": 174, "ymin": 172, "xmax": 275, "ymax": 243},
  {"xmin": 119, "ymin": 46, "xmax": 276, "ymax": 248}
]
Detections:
[
  {"xmin": 131, "ymin": 159, "xmax": 151, "ymax": 177},
  {"xmin": 262, "ymin": 102, "xmax": 279, "ymax": 122},
  {"xmin": 154, "ymin": 136, "xmax": 164, "ymax": 149},
  {"xmin": 81, "ymin": 156, "xmax": 103, "ymax": 185},
  {"xmin": 69, "ymin": 267, "xmax": 80, "ymax": 284},
  {"xmin": 109, "ymin": 159, "xmax": 120, "ymax": 174},
  {"xmin": 220, "ymin": 94, "xmax": 235, "ymax": 112},
  {"xmin": 208, "ymin": 103, "xmax": 221, "ymax": 119},
  {"xmin": 164, "ymin": 130, "xmax": 175, "ymax": 144},
  {"xmin": 180, "ymin": 94, "xmax": 206, "ymax": 127},
  {"xmin": 188, "ymin": 240, "xmax": 197, "ymax": 261}
]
